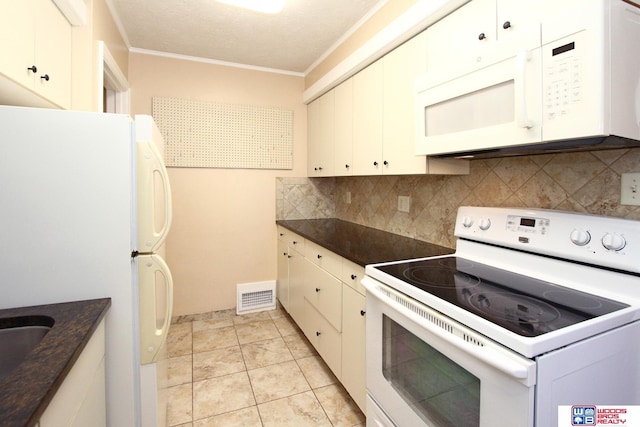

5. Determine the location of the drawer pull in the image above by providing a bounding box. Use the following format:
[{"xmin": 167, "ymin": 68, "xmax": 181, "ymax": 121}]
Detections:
[
  {"xmin": 315, "ymin": 287, "xmax": 321, "ymax": 292},
  {"xmin": 478, "ymin": 32, "xmax": 486, "ymax": 40},
  {"xmin": 360, "ymin": 310, "xmax": 366, "ymax": 316},
  {"xmin": 317, "ymin": 254, "xmax": 322, "ymax": 259},
  {"xmin": 40, "ymin": 74, "xmax": 50, "ymax": 81},
  {"xmin": 503, "ymin": 21, "xmax": 511, "ymax": 30},
  {"xmin": 351, "ymin": 274, "xmax": 357, "ymax": 280},
  {"xmin": 27, "ymin": 65, "xmax": 37, "ymax": 73},
  {"xmin": 293, "ymin": 240, "xmax": 298, "ymax": 245},
  {"xmin": 316, "ymin": 331, "xmax": 321, "ymax": 336}
]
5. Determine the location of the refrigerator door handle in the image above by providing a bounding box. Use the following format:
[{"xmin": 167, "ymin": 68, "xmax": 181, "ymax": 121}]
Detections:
[
  {"xmin": 136, "ymin": 138, "xmax": 173, "ymax": 253},
  {"xmin": 138, "ymin": 254, "xmax": 174, "ymax": 365}
]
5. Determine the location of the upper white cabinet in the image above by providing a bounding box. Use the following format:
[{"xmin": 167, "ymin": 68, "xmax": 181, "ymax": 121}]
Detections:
[
  {"xmin": 333, "ymin": 78, "xmax": 354, "ymax": 176},
  {"xmin": 352, "ymin": 59, "xmax": 384, "ymax": 175},
  {"xmin": 307, "ymin": 30, "xmax": 469, "ymax": 177},
  {"xmin": 425, "ymin": 0, "xmax": 541, "ymax": 72},
  {"xmin": 307, "ymin": 90, "xmax": 335, "ymax": 177},
  {"xmin": 0, "ymin": 0, "xmax": 71, "ymax": 109}
]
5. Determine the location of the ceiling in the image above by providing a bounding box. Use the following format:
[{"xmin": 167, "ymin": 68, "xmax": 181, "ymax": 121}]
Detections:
[{"xmin": 108, "ymin": 0, "xmax": 383, "ymax": 75}]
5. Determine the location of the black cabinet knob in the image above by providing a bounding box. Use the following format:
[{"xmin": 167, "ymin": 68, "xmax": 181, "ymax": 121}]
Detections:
[
  {"xmin": 315, "ymin": 287, "xmax": 321, "ymax": 292},
  {"xmin": 40, "ymin": 74, "xmax": 50, "ymax": 81},
  {"xmin": 345, "ymin": 164, "xmax": 350, "ymax": 169},
  {"xmin": 360, "ymin": 310, "xmax": 366, "ymax": 316},
  {"xmin": 478, "ymin": 32, "xmax": 486, "ymax": 40},
  {"xmin": 317, "ymin": 254, "xmax": 322, "ymax": 259},
  {"xmin": 503, "ymin": 21, "xmax": 511, "ymax": 29},
  {"xmin": 316, "ymin": 331, "xmax": 321, "ymax": 336},
  {"xmin": 383, "ymin": 160, "xmax": 389, "ymax": 166},
  {"xmin": 373, "ymin": 161, "xmax": 378, "ymax": 166},
  {"xmin": 27, "ymin": 65, "xmax": 37, "ymax": 73},
  {"xmin": 351, "ymin": 274, "xmax": 357, "ymax": 280}
]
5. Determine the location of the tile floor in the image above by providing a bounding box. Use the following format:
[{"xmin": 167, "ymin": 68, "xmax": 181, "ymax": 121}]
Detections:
[{"xmin": 166, "ymin": 305, "xmax": 366, "ymax": 427}]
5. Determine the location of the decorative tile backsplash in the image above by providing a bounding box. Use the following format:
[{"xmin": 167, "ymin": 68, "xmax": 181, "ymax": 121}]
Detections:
[{"xmin": 277, "ymin": 149, "xmax": 640, "ymax": 249}]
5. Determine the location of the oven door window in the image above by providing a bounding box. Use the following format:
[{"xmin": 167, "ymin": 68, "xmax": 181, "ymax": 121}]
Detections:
[{"xmin": 383, "ymin": 314, "xmax": 480, "ymax": 427}]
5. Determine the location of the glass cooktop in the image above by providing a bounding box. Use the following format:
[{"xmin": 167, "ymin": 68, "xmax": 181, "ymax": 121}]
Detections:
[{"xmin": 375, "ymin": 256, "xmax": 629, "ymax": 337}]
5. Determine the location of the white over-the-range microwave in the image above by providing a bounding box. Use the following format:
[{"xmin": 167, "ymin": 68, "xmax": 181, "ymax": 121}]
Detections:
[{"xmin": 414, "ymin": 0, "xmax": 640, "ymax": 159}]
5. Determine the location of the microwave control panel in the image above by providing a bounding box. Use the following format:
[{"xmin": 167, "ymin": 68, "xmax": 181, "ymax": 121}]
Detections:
[{"xmin": 543, "ymin": 32, "xmax": 584, "ymax": 122}]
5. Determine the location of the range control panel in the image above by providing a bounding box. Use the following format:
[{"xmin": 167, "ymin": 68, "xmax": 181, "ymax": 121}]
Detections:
[{"xmin": 455, "ymin": 206, "xmax": 640, "ymax": 274}]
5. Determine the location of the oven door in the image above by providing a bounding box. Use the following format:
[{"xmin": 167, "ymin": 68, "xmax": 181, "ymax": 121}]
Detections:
[{"xmin": 362, "ymin": 276, "xmax": 536, "ymax": 427}]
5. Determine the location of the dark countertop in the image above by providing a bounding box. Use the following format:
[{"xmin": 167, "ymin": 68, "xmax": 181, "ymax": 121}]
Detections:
[
  {"xmin": 276, "ymin": 218, "xmax": 453, "ymax": 265},
  {"xmin": 0, "ymin": 298, "xmax": 111, "ymax": 427}
]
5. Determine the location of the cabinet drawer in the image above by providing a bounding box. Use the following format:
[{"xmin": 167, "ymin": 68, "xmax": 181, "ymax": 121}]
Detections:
[
  {"xmin": 305, "ymin": 239, "xmax": 342, "ymax": 278},
  {"xmin": 277, "ymin": 227, "xmax": 305, "ymax": 251},
  {"xmin": 340, "ymin": 259, "xmax": 366, "ymax": 295},
  {"xmin": 304, "ymin": 261, "xmax": 342, "ymax": 331},
  {"xmin": 303, "ymin": 300, "xmax": 342, "ymax": 379}
]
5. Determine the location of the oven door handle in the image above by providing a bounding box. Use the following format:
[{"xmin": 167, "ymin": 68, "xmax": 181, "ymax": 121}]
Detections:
[{"xmin": 364, "ymin": 278, "xmax": 535, "ymax": 382}]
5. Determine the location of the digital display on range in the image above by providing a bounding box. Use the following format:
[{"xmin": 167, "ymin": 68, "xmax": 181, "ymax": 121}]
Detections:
[{"xmin": 520, "ymin": 218, "xmax": 536, "ymax": 227}]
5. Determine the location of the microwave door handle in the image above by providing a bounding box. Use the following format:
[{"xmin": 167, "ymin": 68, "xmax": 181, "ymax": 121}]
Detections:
[
  {"xmin": 515, "ymin": 50, "xmax": 533, "ymax": 129},
  {"xmin": 364, "ymin": 279, "xmax": 533, "ymax": 381}
]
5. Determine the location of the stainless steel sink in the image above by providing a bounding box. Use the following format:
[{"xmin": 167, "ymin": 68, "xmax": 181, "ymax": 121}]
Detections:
[{"xmin": 0, "ymin": 318, "xmax": 53, "ymax": 380}]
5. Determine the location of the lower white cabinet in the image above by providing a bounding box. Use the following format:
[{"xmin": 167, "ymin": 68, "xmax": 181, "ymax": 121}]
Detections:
[
  {"xmin": 341, "ymin": 281, "xmax": 367, "ymax": 412},
  {"xmin": 276, "ymin": 225, "xmax": 367, "ymax": 413},
  {"xmin": 38, "ymin": 319, "xmax": 106, "ymax": 427}
]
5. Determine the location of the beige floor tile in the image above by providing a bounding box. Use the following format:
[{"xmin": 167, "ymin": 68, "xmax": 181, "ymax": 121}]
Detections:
[
  {"xmin": 273, "ymin": 315, "xmax": 298, "ymax": 337},
  {"xmin": 192, "ymin": 316, "xmax": 234, "ymax": 332},
  {"xmin": 283, "ymin": 332, "xmax": 318, "ymax": 359},
  {"xmin": 257, "ymin": 391, "xmax": 332, "ymax": 427},
  {"xmin": 193, "ymin": 371, "xmax": 256, "ymax": 420},
  {"xmin": 193, "ymin": 325, "xmax": 239, "ymax": 353},
  {"xmin": 168, "ymin": 323, "xmax": 193, "ymax": 358},
  {"xmin": 235, "ymin": 320, "xmax": 281, "ymax": 345},
  {"xmin": 247, "ymin": 360, "xmax": 311, "ymax": 403},
  {"xmin": 297, "ymin": 355, "xmax": 338, "ymax": 389},
  {"xmin": 314, "ymin": 383, "xmax": 366, "ymax": 427},
  {"xmin": 233, "ymin": 311, "xmax": 273, "ymax": 325},
  {"xmin": 241, "ymin": 337, "xmax": 294, "ymax": 370},
  {"xmin": 168, "ymin": 355, "xmax": 193, "ymax": 387},
  {"xmin": 193, "ymin": 346, "xmax": 246, "ymax": 381},
  {"xmin": 167, "ymin": 383, "xmax": 193, "ymax": 426},
  {"xmin": 193, "ymin": 406, "xmax": 262, "ymax": 427}
]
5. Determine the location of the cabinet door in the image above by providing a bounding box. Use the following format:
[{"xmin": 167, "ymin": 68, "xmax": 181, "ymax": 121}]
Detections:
[
  {"xmin": 341, "ymin": 285, "xmax": 366, "ymax": 413},
  {"xmin": 497, "ymin": 0, "xmax": 542, "ymax": 51},
  {"xmin": 307, "ymin": 91, "xmax": 334, "ymax": 176},
  {"xmin": 352, "ymin": 59, "xmax": 383, "ymax": 175},
  {"xmin": 333, "ymin": 78, "xmax": 354, "ymax": 176},
  {"xmin": 425, "ymin": 0, "xmax": 496, "ymax": 72},
  {"xmin": 0, "ymin": 0, "xmax": 36, "ymax": 89},
  {"xmin": 34, "ymin": 0, "xmax": 71, "ymax": 108},
  {"xmin": 276, "ymin": 239, "xmax": 290, "ymax": 311},
  {"xmin": 382, "ymin": 33, "xmax": 428, "ymax": 175},
  {"xmin": 287, "ymin": 246, "xmax": 306, "ymax": 326}
]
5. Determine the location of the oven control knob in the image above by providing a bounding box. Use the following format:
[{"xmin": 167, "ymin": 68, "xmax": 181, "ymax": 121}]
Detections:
[
  {"xmin": 462, "ymin": 216, "xmax": 474, "ymax": 228},
  {"xmin": 570, "ymin": 229, "xmax": 591, "ymax": 246},
  {"xmin": 601, "ymin": 233, "xmax": 626, "ymax": 251},
  {"xmin": 479, "ymin": 218, "xmax": 491, "ymax": 230}
]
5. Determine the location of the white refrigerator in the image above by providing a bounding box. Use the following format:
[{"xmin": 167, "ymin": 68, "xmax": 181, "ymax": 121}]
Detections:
[{"xmin": 0, "ymin": 106, "xmax": 174, "ymax": 427}]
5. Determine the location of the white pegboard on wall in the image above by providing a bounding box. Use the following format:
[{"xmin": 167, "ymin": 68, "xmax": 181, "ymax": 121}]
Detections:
[{"xmin": 152, "ymin": 97, "xmax": 293, "ymax": 169}]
